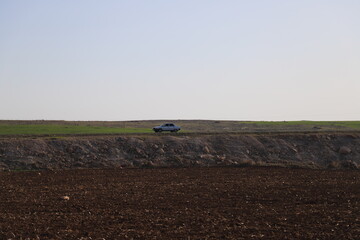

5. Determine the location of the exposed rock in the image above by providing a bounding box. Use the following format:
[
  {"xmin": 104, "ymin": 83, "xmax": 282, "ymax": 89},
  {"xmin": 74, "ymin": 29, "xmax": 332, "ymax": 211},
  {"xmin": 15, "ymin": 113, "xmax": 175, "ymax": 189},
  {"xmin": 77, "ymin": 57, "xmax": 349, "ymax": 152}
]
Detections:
[
  {"xmin": 157, "ymin": 148, "xmax": 165, "ymax": 154},
  {"xmin": 200, "ymin": 154, "xmax": 214, "ymax": 160},
  {"xmin": 203, "ymin": 146, "xmax": 210, "ymax": 154},
  {"xmin": 60, "ymin": 196, "xmax": 70, "ymax": 201},
  {"xmin": 339, "ymin": 146, "xmax": 352, "ymax": 154},
  {"xmin": 327, "ymin": 161, "xmax": 340, "ymax": 169}
]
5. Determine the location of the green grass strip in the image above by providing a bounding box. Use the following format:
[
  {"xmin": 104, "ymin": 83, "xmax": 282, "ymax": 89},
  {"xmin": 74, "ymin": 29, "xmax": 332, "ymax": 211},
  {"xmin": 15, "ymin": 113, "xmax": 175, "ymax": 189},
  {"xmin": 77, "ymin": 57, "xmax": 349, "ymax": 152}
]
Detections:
[
  {"xmin": 240, "ymin": 121, "xmax": 360, "ymax": 129},
  {"xmin": 0, "ymin": 124, "xmax": 152, "ymax": 135}
]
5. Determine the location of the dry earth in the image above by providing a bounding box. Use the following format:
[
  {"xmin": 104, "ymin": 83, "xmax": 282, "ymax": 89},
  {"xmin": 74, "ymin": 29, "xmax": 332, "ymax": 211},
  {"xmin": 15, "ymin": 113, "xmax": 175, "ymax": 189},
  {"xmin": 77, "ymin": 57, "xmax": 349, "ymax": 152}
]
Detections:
[
  {"xmin": 0, "ymin": 167, "xmax": 359, "ymax": 239},
  {"xmin": 0, "ymin": 133, "xmax": 359, "ymax": 170}
]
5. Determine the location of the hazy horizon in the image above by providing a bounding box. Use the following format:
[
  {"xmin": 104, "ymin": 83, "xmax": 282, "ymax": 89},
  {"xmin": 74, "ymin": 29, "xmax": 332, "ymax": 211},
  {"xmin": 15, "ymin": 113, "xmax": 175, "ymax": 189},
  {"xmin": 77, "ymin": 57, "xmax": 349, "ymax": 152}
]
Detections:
[{"xmin": 1, "ymin": 1, "xmax": 360, "ymax": 121}]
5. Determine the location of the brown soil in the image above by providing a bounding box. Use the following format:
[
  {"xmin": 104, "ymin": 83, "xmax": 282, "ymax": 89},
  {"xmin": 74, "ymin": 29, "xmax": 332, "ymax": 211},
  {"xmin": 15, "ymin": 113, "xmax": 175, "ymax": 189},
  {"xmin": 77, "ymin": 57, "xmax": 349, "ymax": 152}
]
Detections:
[
  {"xmin": 0, "ymin": 133, "xmax": 359, "ymax": 170},
  {"xmin": 0, "ymin": 167, "xmax": 359, "ymax": 239}
]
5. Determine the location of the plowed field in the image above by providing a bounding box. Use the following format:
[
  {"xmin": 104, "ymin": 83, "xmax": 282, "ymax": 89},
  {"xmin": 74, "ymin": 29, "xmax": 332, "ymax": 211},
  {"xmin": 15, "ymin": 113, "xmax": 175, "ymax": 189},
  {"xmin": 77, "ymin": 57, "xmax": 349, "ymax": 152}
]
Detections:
[{"xmin": 0, "ymin": 168, "xmax": 359, "ymax": 239}]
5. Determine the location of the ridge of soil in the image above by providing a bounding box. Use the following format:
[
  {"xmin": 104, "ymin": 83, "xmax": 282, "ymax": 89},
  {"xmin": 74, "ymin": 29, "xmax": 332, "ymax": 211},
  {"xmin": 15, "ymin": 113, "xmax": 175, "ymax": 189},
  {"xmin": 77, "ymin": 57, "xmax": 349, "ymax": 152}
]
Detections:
[{"xmin": 0, "ymin": 133, "xmax": 359, "ymax": 171}]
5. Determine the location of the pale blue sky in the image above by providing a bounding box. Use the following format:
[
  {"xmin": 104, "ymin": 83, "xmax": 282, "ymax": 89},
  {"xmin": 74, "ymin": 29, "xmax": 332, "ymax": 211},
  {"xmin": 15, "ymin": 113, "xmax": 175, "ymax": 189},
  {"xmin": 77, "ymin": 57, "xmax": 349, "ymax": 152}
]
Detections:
[{"xmin": 1, "ymin": 0, "xmax": 359, "ymax": 121}]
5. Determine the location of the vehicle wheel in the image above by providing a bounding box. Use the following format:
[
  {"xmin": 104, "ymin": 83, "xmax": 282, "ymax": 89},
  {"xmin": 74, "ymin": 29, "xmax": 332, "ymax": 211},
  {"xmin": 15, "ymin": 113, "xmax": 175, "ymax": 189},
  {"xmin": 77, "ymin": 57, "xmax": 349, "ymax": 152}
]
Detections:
[{"xmin": 158, "ymin": 129, "xmax": 163, "ymax": 132}]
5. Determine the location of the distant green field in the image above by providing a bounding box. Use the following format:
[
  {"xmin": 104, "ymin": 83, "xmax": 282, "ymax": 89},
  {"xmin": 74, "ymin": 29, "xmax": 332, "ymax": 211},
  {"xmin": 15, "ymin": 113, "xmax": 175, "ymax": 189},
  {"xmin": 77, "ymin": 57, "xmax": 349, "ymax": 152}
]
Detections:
[
  {"xmin": 241, "ymin": 121, "xmax": 360, "ymax": 130},
  {"xmin": 0, "ymin": 120, "xmax": 359, "ymax": 135},
  {"xmin": 0, "ymin": 124, "xmax": 152, "ymax": 135}
]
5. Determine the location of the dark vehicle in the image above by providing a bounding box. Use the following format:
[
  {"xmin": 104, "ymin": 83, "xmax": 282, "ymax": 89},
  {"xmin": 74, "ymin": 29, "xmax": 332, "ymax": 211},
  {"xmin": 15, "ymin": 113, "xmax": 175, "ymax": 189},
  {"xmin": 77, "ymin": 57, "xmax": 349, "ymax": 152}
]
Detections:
[{"xmin": 153, "ymin": 123, "xmax": 181, "ymax": 133}]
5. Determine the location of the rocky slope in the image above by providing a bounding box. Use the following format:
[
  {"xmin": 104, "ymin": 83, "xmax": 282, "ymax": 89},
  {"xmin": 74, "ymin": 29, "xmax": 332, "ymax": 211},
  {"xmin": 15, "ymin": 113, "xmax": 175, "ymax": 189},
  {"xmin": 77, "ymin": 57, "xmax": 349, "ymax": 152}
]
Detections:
[{"xmin": 0, "ymin": 133, "xmax": 359, "ymax": 170}]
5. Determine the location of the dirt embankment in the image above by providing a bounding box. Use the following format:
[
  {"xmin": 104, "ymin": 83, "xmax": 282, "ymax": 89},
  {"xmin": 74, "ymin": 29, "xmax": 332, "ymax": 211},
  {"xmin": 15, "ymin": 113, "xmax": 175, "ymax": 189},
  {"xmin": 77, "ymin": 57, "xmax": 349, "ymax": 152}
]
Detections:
[{"xmin": 0, "ymin": 133, "xmax": 359, "ymax": 170}]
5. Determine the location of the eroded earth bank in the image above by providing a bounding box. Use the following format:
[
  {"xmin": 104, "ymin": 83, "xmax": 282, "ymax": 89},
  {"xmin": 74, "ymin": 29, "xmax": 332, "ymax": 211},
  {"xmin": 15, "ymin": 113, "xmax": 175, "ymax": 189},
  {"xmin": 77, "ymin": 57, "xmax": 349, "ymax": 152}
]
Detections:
[{"xmin": 0, "ymin": 133, "xmax": 359, "ymax": 171}]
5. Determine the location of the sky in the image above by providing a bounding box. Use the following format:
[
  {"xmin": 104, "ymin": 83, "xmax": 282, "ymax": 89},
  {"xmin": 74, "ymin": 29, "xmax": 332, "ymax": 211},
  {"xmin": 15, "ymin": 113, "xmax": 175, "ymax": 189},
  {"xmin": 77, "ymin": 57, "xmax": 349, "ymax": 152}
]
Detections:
[{"xmin": 0, "ymin": 0, "xmax": 360, "ymax": 121}]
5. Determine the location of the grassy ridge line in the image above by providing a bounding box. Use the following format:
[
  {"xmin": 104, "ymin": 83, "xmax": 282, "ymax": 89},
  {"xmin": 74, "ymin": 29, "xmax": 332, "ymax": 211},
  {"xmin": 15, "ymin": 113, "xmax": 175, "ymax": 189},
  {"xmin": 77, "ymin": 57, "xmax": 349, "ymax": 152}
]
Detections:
[
  {"xmin": 0, "ymin": 124, "xmax": 152, "ymax": 135},
  {"xmin": 241, "ymin": 121, "xmax": 360, "ymax": 129},
  {"xmin": 1, "ymin": 121, "xmax": 360, "ymax": 135}
]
